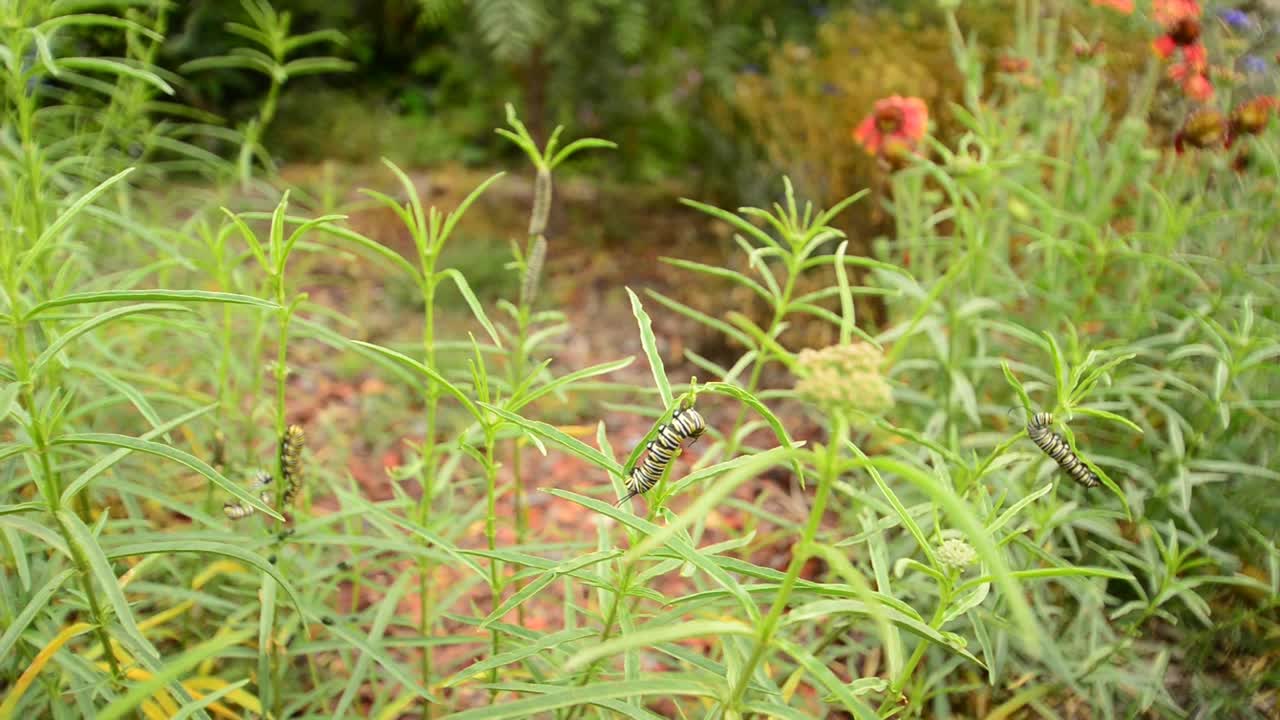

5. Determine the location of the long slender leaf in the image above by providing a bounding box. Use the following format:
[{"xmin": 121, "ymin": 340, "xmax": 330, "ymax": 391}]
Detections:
[
  {"xmin": 53, "ymin": 432, "xmax": 281, "ymax": 520},
  {"xmin": 626, "ymin": 288, "xmax": 672, "ymax": 407}
]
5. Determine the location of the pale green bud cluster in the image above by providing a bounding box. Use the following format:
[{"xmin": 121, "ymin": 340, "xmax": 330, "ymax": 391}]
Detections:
[
  {"xmin": 793, "ymin": 343, "xmax": 894, "ymax": 416},
  {"xmin": 937, "ymin": 537, "xmax": 977, "ymax": 572}
]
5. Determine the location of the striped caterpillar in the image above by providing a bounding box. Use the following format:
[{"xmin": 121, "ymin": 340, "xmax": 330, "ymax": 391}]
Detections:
[
  {"xmin": 1026, "ymin": 412, "xmax": 1099, "ymax": 489},
  {"xmin": 618, "ymin": 408, "xmax": 706, "ymax": 506}
]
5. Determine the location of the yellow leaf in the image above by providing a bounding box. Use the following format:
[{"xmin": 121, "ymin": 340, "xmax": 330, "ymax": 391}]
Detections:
[{"xmin": 0, "ymin": 622, "xmax": 95, "ymax": 719}]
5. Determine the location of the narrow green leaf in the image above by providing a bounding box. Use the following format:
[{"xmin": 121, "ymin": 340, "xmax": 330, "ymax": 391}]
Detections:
[
  {"xmin": 510, "ymin": 357, "xmax": 634, "ymax": 412},
  {"xmin": 987, "ymin": 483, "xmax": 1054, "ymax": 535},
  {"xmin": 438, "ymin": 679, "xmax": 717, "ymax": 720},
  {"xmin": 956, "ymin": 566, "xmax": 1132, "ymax": 595},
  {"xmin": 53, "ymin": 432, "xmax": 282, "ymax": 521},
  {"xmin": 564, "ymin": 621, "xmax": 754, "ymax": 671},
  {"xmin": 1073, "ymin": 407, "xmax": 1143, "ymax": 434},
  {"xmin": 548, "ymin": 138, "xmax": 617, "ymax": 168},
  {"xmin": 1001, "ymin": 360, "xmax": 1034, "ymax": 419},
  {"xmin": 772, "ymin": 637, "xmax": 879, "ymax": 720},
  {"xmin": 440, "ymin": 172, "xmax": 506, "ymax": 246},
  {"xmin": 334, "ymin": 573, "xmax": 416, "ymax": 718},
  {"xmin": 483, "ymin": 405, "xmax": 622, "ymax": 476},
  {"xmin": 25, "ymin": 290, "xmax": 275, "ymax": 319},
  {"xmin": 0, "ymin": 569, "xmax": 76, "ymax": 661},
  {"xmin": 863, "ymin": 457, "xmax": 1039, "ymax": 653},
  {"xmin": 312, "ymin": 608, "xmax": 441, "ymax": 702},
  {"xmin": 61, "ymin": 404, "xmax": 215, "ymax": 505},
  {"xmin": 32, "ymin": 304, "xmax": 189, "ymax": 374},
  {"xmin": 546, "ymin": 489, "xmax": 759, "ymax": 621},
  {"xmin": 56, "ymin": 510, "xmax": 159, "ymax": 662},
  {"xmin": 352, "ymin": 341, "xmax": 482, "ymax": 422},
  {"xmin": 59, "ymin": 56, "xmax": 173, "ymax": 93},
  {"xmin": 442, "ymin": 629, "xmax": 595, "ymax": 687},
  {"xmin": 438, "ymin": 268, "xmax": 503, "ymax": 348},
  {"xmin": 659, "ymin": 257, "xmax": 771, "ymax": 301},
  {"xmin": 313, "ymin": 222, "xmax": 420, "ymax": 281},
  {"xmin": 18, "ymin": 168, "xmax": 135, "ymax": 278},
  {"xmin": 679, "ymin": 198, "xmax": 780, "ymax": 250},
  {"xmin": 785, "ymin": 599, "xmax": 983, "ymax": 666},
  {"xmin": 644, "ymin": 288, "xmax": 754, "ymax": 348},
  {"xmin": 626, "ymin": 287, "xmax": 672, "ymax": 408},
  {"xmin": 104, "ymin": 539, "xmax": 305, "ymax": 614},
  {"xmin": 0, "ymin": 502, "xmax": 44, "ymax": 517},
  {"xmin": 833, "ymin": 240, "xmax": 855, "ymax": 344},
  {"xmin": 97, "ymin": 629, "xmax": 254, "ymax": 720},
  {"xmin": 1043, "ymin": 332, "xmax": 1068, "ymax": 402},
  {"xmin": 0, "ymin": 383, "xmax": 19, "ymax": 422}
]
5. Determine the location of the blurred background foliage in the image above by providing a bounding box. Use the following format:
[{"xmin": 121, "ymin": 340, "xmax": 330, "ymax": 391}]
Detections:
[{"xmin": 133, "ymin": 0, "xmax": 1146, "ymax": 199}]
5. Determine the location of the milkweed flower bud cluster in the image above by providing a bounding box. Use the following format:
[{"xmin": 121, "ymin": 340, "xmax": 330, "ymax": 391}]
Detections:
[
  {"xmin": 793, "ymin": 342, "xmax": 894, "ymax": 416},
  {"xmin": 937, "ymin": 537, "xmax": 978, "ymax": 572}
]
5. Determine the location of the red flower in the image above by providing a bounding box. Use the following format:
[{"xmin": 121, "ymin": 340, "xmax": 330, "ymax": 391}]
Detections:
[
  {"xmin": 1153, "ymin": 19, "xmax": 1201, "ymax": 58},
  {"xmin": 1165, "ymin": 43, "xmax": 1213, "ymax": 100},
  {"xmin": 1153, "ymin": 0, "xmax": 1201, "ymax": 26},
  {"xmin": 853, "ymin": 96, "xmax": 928, "ymax": 158},
  {"xmin": 1092, "ymin": 0, "xmax": 1133, "ymax": 13}
]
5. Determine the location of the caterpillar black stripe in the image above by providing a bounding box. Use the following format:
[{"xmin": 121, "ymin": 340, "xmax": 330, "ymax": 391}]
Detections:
[
  {"xmin": 1027, "ymin": 412, "xmax": 1099, "ymax": 488},
  {"xmin": 223, "ymin": 471, "xmax": 274, "ymax": 520},
  {"xmin": 617, "ymin": 408, "xmax": 706, "ymax": 506},
  {"xmin": 280, "ymin": 424, "xmax": 305, "ymax": 507}
]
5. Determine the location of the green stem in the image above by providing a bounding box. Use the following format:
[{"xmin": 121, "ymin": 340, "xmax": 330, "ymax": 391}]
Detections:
[
  {"xmin": 419, "ymin": 273, "xmax": 439, "ymax": 720},
  {"xmin": 483, "ymin": 424, "xmax": 501, "ymax": 694},
  {"xmin": 11, "ymin": 320, "xmax": 121, "ymax": 679},
  {"xmin": 722, "ymin": 260, "xmax": 799, "ymax": 458},
  {"xmin": 726, "ymin": 416, "xmax": 844, "ymax": 712},
  {"xmin": 563, "ymin": 562, "xmax": 636, "ymax": 720},
  {"xmin": 878, "ymin": 582, "xmax": 952, "ymax": 714}
]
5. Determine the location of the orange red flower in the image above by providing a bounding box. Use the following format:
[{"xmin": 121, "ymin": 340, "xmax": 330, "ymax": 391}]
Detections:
[
  {"xmin": 1153, "ymin": 0, "xmax": 1201, "ymax": 26},
  {"xmin": 853, "ymin": 96, "xmax": 928, "ymax": 162},
  {"xmin": 1166, "ymin": 43, "xmax": 1213, "ymax": 101}
]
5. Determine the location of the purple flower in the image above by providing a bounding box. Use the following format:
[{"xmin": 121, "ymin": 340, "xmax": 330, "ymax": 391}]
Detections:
[
  {"xmin": 1220, "ymin": 8, "xmax": 1250, "ymax": 29},
  {"xmin": 742, "ymin": 64, "xmax": 762, "ymax": 75},
  {"xmin": 1242, "ymin": 54, "xmax": 1268, "ymax": 73}
]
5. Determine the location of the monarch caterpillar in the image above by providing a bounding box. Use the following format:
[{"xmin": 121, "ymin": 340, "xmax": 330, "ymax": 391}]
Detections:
[
  {"xmin": 223, "ymin": 471, "xmax": 273, "ymax": 519},
  {"xmin": 617, "ymin": 407, "xmax": 706, "ymax": 506},
  {"xmin": 1026, "ymin": 412, "xmax": 1099, "ymax": 488},
  {"xmin": 279, "ymin": 424, "xmax": 305, "ymax": 507}
]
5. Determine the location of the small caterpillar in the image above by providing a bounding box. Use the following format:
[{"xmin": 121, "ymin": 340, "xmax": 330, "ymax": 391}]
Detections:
[
  {"xmin": 617, "ymin": 407, "xmax": 706, "ymax": 506},
  {"xmin": 279, "ymin": 424, "xmax": 305, "ymax": 507},
  {"xmin": 223, "ymin": 471, "xmax": 273, "ymax": 520},
  {"xmin": 1027, "ymin": 412, "xmax": 1099, "ymax": 489}
]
